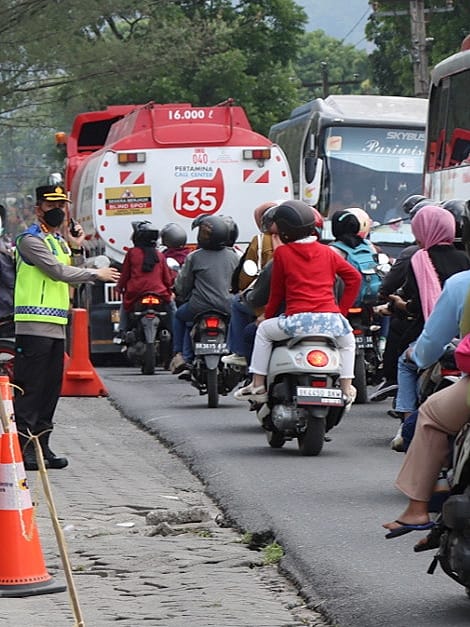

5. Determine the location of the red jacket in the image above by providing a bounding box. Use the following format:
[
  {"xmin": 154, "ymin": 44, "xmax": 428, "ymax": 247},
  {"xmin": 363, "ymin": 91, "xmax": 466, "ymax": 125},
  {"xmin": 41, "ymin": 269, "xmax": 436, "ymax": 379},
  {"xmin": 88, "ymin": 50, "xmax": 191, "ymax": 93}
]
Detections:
[
  {"xmin": 264, "ymin": 240, "xmax": 361, "ymax": 319},
  {"xmin": 118, "ymin": 247, "xmax": 174, "ymax": 311}
]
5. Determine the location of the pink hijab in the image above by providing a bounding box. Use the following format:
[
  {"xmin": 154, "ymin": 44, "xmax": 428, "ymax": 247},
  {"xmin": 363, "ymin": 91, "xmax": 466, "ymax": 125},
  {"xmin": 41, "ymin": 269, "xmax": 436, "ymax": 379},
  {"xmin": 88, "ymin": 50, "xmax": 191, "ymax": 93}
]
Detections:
[{"xmin": 411, "ymin": 205, "xmax": 455, "ymax": 319}]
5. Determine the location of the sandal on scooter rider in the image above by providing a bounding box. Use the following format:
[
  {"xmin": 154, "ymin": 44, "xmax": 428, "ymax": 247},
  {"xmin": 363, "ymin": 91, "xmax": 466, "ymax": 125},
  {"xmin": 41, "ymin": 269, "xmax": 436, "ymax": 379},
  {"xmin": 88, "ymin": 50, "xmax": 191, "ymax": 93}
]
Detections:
[{"xmin": 234, "ymin": 382, "xmax": 267, "ymax": 403}]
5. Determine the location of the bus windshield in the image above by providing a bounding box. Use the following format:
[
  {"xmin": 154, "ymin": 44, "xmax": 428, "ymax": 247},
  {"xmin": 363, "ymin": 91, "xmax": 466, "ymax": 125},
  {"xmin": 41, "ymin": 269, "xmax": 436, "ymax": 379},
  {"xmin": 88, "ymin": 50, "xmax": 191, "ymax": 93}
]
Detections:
[
  {"xmin": 324, "ymin": 126, "xmax": 424, "ymax": 218},
  {"xmin": 322, "ymin": 126, "xmax": 425, "ymax": 247}
]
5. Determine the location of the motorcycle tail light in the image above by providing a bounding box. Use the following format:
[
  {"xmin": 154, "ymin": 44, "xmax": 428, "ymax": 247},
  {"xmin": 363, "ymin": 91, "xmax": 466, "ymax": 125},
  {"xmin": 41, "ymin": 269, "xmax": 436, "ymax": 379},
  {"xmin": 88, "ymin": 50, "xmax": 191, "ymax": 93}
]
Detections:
[
  {"xmin": 142, "ymin": 295, "xmax": 160, "ymax": 305},
  {"xmin": 306, "ymin": 350, "xmax": 329, "ymax": 367},
  {"xmin": 352, "ymin": 329, "xmax": 363, "ymax": 336},
  {"xmin": 205, "ymin": 317, "xmax": 220, "ymax": 328},
  {"xmin": 349, "ymin": 307, "xmax": 362, "ymax": 314},
  {"xmin": 311, "ymin": 378, "xmax": 327, "ymax": 387}
]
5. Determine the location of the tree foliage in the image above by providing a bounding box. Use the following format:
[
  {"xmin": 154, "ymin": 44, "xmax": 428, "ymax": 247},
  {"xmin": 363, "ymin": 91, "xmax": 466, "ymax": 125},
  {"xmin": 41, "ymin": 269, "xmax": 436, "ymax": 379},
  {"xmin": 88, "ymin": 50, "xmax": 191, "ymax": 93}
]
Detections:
[{"xmin": 365, "ymin": 0, "xmax": 470, "ymax": 96}]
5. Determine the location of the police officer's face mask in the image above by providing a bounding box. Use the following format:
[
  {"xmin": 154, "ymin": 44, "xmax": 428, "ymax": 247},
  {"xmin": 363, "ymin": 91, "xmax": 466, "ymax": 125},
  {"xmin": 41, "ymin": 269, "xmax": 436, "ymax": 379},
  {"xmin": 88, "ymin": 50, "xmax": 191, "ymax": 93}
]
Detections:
[{"xmin": 43, "ymin": 207, "xmax": 66, "ymax": 227}]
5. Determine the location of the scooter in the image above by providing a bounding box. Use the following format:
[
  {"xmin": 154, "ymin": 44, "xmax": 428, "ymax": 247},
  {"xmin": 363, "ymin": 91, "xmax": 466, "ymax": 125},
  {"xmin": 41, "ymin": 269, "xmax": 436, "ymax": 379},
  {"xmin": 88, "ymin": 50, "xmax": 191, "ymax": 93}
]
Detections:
[
  {"xmin": 189, "ymin": 310, "xmax": 241, "ymax": 408},
  {"xmin": 124, "ymin": 293, "xmax": 172, "ymax": 375},
  {"xmin": 0, "ymin": 316, "xmax": 15, "ymax": 381},
  {"xmin": 253, "ymin": 333, "xmax": 346, "ymax": 456},
  {"xmin": 425, "ymin": 421, "xmax": 470, "ymax": 595},
  {"xmin": 348, "ymin": 305, "xmax": 384, "ymax": 404}
]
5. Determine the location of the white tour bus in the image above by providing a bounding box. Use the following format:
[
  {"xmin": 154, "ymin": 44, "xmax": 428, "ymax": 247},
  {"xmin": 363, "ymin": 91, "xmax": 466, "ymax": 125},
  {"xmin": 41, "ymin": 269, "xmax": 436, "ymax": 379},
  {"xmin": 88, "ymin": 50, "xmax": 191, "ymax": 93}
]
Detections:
[{"xmin": 269, "ymin": 95, "xmax": 428, "ymax": 252}]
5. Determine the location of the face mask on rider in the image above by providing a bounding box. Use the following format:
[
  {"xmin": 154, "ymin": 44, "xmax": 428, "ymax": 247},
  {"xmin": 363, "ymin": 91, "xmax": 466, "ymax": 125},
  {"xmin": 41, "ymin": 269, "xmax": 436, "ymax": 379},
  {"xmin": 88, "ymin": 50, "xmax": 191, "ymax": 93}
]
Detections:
[{"xmin": 43, "ymin": 207, "xmax": 65, "ymax": 227}]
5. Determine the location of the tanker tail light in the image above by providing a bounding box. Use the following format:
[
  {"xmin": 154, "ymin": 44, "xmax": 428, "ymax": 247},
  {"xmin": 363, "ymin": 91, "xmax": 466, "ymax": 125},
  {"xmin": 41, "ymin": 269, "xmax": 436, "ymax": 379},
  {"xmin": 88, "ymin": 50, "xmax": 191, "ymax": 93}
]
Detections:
[
  {"xmin": 117, "ymin": 152, "xmax": 146, "ymax": 164},
  {"xmin": 243, "ymin": 148, "xmax": 271, "ymax": 160}
]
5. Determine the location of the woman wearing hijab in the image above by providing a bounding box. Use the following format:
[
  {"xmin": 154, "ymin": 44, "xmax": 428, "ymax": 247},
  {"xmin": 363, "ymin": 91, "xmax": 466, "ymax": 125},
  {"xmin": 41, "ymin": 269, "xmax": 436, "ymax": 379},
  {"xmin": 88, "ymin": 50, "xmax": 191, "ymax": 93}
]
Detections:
[{"xmin": 389, "ymin": 205, "xmax": 470, "ymax": 435}]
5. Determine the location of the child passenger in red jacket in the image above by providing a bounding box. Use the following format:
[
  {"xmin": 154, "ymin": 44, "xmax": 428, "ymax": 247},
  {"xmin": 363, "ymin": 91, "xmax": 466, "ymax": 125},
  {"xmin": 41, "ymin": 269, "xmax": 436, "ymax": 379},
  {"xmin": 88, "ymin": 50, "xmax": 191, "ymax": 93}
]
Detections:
[{"xmin": 234, "ymin": 201, "xmax": 362, "ymax": 408}]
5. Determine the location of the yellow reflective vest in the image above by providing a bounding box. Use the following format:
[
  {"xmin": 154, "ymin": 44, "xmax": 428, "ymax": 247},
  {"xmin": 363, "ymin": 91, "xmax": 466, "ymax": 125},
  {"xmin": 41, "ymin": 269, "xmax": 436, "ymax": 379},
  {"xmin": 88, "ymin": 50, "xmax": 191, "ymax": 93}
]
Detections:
[{"xmin": 14, "ymin": 225, "xmax": 71, "ymax": 325}]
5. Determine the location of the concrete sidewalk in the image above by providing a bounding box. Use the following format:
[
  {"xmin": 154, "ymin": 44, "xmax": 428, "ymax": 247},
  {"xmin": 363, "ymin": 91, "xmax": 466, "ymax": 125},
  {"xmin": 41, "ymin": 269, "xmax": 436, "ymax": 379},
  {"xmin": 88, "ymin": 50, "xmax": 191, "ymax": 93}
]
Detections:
[{"xmin": 0, "ymin": 397, "xmax": 329, "ymax": 627}]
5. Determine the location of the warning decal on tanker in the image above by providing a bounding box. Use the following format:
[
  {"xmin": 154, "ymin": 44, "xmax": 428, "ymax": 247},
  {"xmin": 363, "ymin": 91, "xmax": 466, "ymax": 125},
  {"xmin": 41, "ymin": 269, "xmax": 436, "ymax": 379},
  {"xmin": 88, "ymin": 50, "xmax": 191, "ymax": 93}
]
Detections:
[
  {"xmin": 105, "ymin": 185, "xmax": 152, "ymax": 216},
  {"xmin": 243, "ymin": 169, "xmax": 270, "ymax": 183},
  {"xmin": 173, "ymin": 168, "xmax": 224, "ymax": 219}
]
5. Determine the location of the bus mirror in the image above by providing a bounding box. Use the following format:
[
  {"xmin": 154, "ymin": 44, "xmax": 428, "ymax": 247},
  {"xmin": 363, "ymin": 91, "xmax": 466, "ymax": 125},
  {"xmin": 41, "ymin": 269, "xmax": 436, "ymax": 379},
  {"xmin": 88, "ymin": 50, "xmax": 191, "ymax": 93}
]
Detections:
[{"xmin": 305, "ymin": 156, "xmax": 317, "ymax": 184}]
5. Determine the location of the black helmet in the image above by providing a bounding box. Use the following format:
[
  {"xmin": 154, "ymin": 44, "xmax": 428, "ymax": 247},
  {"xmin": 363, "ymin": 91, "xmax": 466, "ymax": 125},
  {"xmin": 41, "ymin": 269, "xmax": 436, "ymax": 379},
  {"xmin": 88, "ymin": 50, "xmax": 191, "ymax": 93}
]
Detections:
[
  {"xmin": 272, "ymin": 200, "xmax": 317, "ymax": 243},
  {"xmin": 402, "ymin": 194, "xmax": 427, "ymax": 215},
  {"xmin": 160, "ymin": 222, "xmax": 187, "ymax": 249},
  {"xmin": 195, "ymin": 215, "xmax": 230, "ymax": 250},
  {"xmin": 440, "ymin": 199, "xmax": 466, "ymax": 244},
  {"xmin": 331, "ymin": 210, "xmax": 360, "ymax": 239},
  {"xmin": 131, "ymin": 221, "xmax": 159, "ymax": 246},
  {"xmin": 462, "ymin": 201, "xmax": 470, "ymax": 255},
  {"xmin": 219, "ymin": 215, "xmax": 239, "ymax": 247},
  {"xmin": 260, "ymin": 205, "xmax": 279, "ymax": 234}
]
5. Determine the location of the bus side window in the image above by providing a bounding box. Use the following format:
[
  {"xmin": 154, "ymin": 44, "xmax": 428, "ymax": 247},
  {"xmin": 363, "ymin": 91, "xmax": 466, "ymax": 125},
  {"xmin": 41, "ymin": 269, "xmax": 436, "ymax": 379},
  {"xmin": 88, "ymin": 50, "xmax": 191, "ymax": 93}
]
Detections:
[
  {"xmin": 446, "ymin": 128, "xmax": 470, "ymax": 167},
  {"xmin": 431, "ymin": 129, "xmax": 446, "ymax": 171}
]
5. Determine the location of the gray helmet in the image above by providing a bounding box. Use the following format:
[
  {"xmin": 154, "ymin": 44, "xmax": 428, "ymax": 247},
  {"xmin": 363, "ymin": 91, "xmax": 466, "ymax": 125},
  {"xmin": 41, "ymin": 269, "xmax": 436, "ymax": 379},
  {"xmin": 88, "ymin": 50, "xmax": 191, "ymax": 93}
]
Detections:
[{"xmin": 160, "ymin": 222, "xmax": 187, "ymax": 249}]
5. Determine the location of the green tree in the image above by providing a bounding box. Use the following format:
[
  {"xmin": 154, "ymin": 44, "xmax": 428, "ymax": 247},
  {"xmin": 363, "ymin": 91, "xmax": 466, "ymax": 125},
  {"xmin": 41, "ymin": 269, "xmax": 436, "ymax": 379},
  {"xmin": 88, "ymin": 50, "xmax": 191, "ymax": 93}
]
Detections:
[
  {"xmin": 365, "ymin": 0, "xmax": 470, "ymax": 95},
  {"xmin": 295, "ymin": 30, "xmax": 370, "ymax": 102}
]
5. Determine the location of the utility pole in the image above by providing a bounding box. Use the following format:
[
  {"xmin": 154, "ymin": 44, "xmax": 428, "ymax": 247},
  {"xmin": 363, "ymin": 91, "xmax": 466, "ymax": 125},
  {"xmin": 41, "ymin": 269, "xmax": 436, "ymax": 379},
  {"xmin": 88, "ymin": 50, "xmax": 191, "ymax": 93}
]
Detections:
[
  {"xmin": 369, "ymin": 1, "xmax": 454, "ymax": 98},
  {"xmin": 409, "ymin": 0, "xmax": 428, "ymax": 98}
]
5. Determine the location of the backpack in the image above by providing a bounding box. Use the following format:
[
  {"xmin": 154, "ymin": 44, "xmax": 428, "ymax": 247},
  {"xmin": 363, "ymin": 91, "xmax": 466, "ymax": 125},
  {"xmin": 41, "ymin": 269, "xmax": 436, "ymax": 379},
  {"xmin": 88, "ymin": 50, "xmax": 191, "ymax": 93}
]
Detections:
[{"xmin": 332, "ymin": 240, "xmax": 382, "ymax": 306}]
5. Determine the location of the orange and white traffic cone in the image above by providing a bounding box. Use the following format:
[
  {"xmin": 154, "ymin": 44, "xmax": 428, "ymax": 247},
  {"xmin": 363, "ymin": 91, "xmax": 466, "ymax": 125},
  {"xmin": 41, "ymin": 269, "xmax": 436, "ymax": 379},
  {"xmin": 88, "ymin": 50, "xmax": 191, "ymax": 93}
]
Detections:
[
  {"xmin": 0, "ymin": 380, "xmax": 65, "ymax": 597},
  {"xmin": 61, "ymin": 308, "xmax": 108, "ymax": 397},
  {"xmin": 0, "ymin": 375, "xmax": 16, "ymax": 434}
]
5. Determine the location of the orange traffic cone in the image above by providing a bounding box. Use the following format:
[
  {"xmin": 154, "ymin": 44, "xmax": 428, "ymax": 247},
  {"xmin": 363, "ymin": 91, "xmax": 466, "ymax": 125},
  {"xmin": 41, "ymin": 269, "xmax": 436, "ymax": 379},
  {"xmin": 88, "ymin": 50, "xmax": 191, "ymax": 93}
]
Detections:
[
  {"xmin": 61, "ymin": 308, "xmax": 108, "ymax": 397},
  {"xmin": 0, "ymin": 375, "xmax": 16, "ymax": 434},
  {"xmin": 0, "ymin": 403, "xmax": 65, "ymax": 597}
]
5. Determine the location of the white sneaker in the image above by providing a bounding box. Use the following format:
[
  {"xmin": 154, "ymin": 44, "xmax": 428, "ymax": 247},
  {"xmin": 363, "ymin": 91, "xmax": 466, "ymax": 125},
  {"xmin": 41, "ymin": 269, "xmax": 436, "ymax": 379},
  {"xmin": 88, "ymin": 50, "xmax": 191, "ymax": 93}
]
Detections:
[
  {"xmin": 390, "ymin": 424, "xmax": 405, "ymax": 452},
  {"xmin": 221, "ymin": 353, "xmax": 247, "ymax": 367},
  {"xmin": 344, "ymin": 386, "xmax": 357, "ymax": 412}
]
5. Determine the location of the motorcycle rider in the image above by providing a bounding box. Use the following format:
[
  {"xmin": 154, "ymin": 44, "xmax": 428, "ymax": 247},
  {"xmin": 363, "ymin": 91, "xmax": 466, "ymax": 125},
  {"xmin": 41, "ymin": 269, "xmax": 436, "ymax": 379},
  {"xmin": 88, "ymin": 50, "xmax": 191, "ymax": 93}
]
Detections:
[
  {"xmin": 160, "ymin": 222, "xmax": 192, "ymax": 267},
  {"xmin": 382, "ymin": 264, "xmax": 470, "ymax": 540},
  {"xmin": 222, "ymin": 201, "xmax": 283, "ymax": 368},
  {"xmin": 117, "ymin": 221, "xmax": 174, "ymax": 334},
  {"xmin": 390, "ymin": 205, "xmax": 470, "ymax": 430},
  {"xmin": 234, "ymin": 200, "xmax": 361, "ymax": 405},
  {"xmin": 170, "ymin": 215, "xmax": 239, "ymax": 374}
]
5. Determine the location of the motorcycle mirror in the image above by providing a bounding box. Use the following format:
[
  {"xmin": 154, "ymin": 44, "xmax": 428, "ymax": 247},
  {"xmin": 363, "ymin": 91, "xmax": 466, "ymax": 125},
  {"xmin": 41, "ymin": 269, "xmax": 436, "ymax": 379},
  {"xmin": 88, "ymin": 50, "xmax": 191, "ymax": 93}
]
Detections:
[
  {"xmin": 242, "ymin": 259, "xmax": 258, "ymax": 277},
  {"xmin": 166, "ymin": 257, "xmax": 180, "ymax": 272}
]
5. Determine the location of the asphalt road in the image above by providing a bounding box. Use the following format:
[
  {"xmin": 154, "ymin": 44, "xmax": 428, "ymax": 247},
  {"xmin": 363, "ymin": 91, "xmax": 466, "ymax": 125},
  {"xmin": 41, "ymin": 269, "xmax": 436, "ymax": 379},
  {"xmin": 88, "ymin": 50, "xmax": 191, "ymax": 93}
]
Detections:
[{"xmin": 99, "ymin": 366, "xmax": 470, "ymax": 627}]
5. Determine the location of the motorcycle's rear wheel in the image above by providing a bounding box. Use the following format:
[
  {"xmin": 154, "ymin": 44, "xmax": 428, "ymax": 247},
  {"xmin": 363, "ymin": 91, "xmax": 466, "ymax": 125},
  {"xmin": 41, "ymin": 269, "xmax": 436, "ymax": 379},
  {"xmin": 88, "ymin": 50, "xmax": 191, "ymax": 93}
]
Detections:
[
  {"xmin": 207, "ymin": 367, "xmax": 219, "ymax": 408},
  {"xmin": 141, "ymin": 342, "xmax": 156, "ymax": 375},
  {"xmin": 354, "ymin": 349, "xmax": 368, "ymax": 404},
  {"xmin": 297, "ymin": 417, "xmax": 325, "ymax": 456}
]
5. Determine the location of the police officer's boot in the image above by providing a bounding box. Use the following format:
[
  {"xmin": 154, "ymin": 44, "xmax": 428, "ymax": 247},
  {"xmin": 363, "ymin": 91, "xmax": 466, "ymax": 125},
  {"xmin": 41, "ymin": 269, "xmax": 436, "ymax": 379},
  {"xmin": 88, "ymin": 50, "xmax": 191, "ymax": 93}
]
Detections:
[
  {"xmin": 38, "ymin": 432, "xmax": 68, "ymax": 469},
  {"xmin": 18, "ymin": 433, "xmax": 50, "ymax": 471}
]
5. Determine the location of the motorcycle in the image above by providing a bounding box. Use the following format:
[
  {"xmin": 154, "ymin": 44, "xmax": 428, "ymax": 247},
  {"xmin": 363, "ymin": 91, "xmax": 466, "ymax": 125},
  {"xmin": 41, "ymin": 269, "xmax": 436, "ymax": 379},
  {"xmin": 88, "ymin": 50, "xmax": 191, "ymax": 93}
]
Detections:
[
  {"xmin": 123, "ymin": 293, "xmax": 172, "ymax": 375},
  {"xmin": 424, "ymin": 421, "xmax": 470, "ymax": 596},
  {"xmin": 0, "ymin": 316, "xmax": 15, "ymax": 381},
  {"xmin": 252, "ymin": 333, "xmax": 346, "ymax": 456},
  {"xmin": 189, "ymin": 310, "xmax": 241, "ymax": 408},
  {"xmin": 348, "ymin": 305, "xmax": 384, "ymax": 404}
]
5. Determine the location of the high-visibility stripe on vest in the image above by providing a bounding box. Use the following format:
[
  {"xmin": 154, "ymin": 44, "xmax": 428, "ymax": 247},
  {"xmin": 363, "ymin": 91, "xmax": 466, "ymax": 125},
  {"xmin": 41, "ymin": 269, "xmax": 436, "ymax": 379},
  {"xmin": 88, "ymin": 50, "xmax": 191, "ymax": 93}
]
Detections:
[{"xmin": 14, "ymin": 225, "xmax": 71, "ymax": 325}]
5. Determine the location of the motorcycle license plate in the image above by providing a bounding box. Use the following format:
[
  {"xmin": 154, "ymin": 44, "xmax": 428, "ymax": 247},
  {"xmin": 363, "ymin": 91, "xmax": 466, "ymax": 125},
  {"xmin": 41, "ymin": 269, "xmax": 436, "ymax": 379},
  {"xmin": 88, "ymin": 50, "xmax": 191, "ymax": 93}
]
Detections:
[
  {"xmin": 296, "ymin": 386, "xmax": 344, "ymax": 406},
  {"xmin": 194, "ymin": 342, "xmax": 227, "ymax": 355},
  {"xmin": 355, "ymin": 335, "xmax": 374, "ymax": 349}
]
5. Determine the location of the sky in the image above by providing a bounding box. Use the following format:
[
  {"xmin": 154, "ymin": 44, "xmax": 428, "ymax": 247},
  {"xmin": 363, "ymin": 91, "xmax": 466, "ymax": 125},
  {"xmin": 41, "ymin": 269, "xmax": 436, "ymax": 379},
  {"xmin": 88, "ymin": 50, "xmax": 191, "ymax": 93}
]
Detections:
[{"xmin": 297, "ymin": 0, "xmax": 373, "ymax": 49}]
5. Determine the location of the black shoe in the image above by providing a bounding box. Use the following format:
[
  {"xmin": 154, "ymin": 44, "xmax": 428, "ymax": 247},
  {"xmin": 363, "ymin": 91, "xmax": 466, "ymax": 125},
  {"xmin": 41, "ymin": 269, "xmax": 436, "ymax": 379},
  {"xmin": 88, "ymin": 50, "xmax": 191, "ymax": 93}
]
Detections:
[
  {"xmin": 39, "ymin": 433, "xmax": 69, "ymax": 469},
  {"xmin": 22, "ymin": 450, "xmax": 50, "ymax": 471},
  {"xmin": 369, "ymin": 380, "xmax": 398, "ymax": 402}
]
